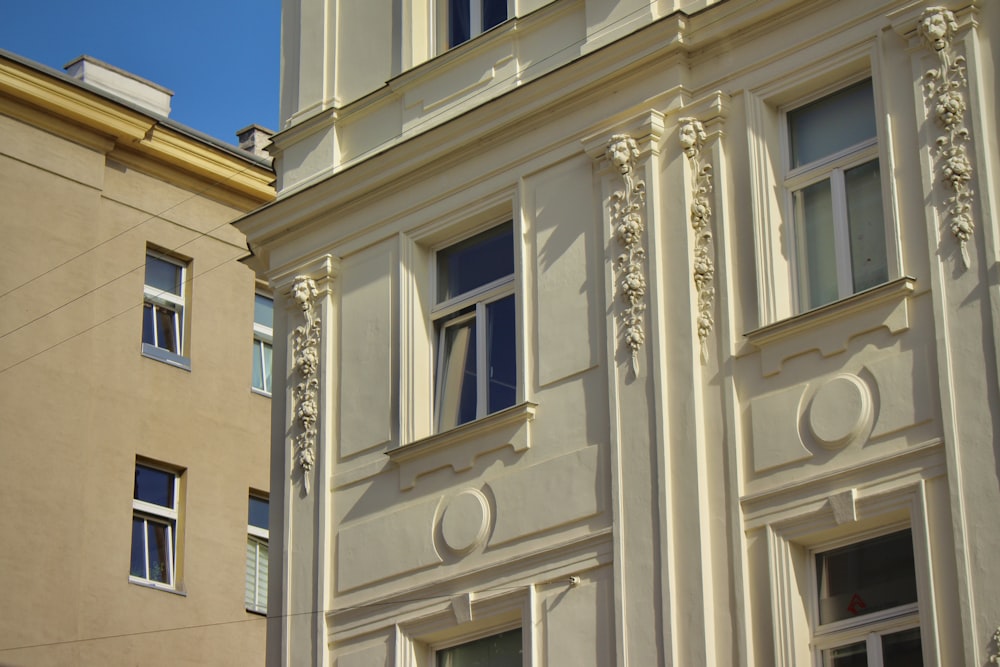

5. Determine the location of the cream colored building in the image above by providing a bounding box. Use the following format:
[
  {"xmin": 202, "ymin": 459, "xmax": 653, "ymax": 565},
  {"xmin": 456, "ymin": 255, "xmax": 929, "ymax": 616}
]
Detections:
[
  {"xmin": 0, "ymin": 52, "xmax": 275, "ymax": 665},
  {"xmin": 237, "ymin": 0, "xmax": 1000, "ymax": 664}
]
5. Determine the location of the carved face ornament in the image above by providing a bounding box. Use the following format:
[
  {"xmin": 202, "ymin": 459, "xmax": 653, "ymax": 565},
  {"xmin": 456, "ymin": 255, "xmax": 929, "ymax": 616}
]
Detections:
[{"xmin": 919, "ymin": 9, "xmax": 956, "ymax": 51}]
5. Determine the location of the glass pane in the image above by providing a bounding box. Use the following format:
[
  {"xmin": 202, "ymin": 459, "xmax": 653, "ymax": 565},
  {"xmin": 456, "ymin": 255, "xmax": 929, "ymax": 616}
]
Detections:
[
  {"xmin": 437, "ymin": 628, "xmax": 522, "ymax": 667},
  {"xmin": 486, "ymin": 295, "xmax": 516, "ymax": 414},
  {"xmin": 815, "ymin": 530, "xmax": 917, "ymax": 625},
  {"xmin": 154, "ymin": 305, "xmax": 179, "ymax": 353},
  {"xmin": 142, "ymin": 302, "xmax": 156, "ymax": 345},
  {"xmin": 130, "ymin": 517, "xmax": 146, "ymax": 578},
  {"xmin": 482, "ymin": 0, "xmax": 507, "ymax": 31},
  {"xmin": 882, "ymin": 628, "xmax": 922, "ymax": 666},
  {"xmin": 248, "ymin": 496, "xmax": 269, "ymax": 530},
  {"xmin": 437, "ymin": 222, "xmax": 514, "ymax": 302},
  {"xmin": 258, "ymin": 542, "xmax": 269, "ymax": 608},
  {"xmin": 146, "ymin": 521, "xmax": 171, "ymax": 584},
  {"xmin": 789, "ymin": 79, "xmax": 876, "ymax": 168},
  {"xmin": 254, "ymin": 294, "xmax": 274, "ymax": 328},
  {"xmin": 253, "ymin": 340, "xmax": 266, "ymax": 391},
  {"xmin": 821, "ymin": 641, "xmax": 868, "ymax": 667},
  {"xmin": 793, "ymin": 178, "xmax": 838, "ymax": 310},
  {"xmin": 262, "ymin": 341, "xmax": 272, "ymax": 393},
  {"xmin": 437, "ymin": 314, "xmax": 478, "ymax": 430},
  {"xmin": 449, "ymin": 0, "xmax": 470, "ymax": 46},
  {"xmin": 134, "ymin": 465, "xmax": 175, "ymax": 507},
  {"xmin": 145, "ymin": 255, "xmax": 182, "ymax": 295},
  {"xmin": 845, "ymin": 159, "xmax": 888, "ymax": 293}
]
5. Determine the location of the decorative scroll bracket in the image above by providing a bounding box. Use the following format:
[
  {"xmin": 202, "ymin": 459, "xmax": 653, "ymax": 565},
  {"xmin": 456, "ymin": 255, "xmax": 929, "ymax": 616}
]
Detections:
[
  {"xmin": 679, "ymin": 117, "xmax": 715, "ymax": 363},
  {"xmin": 606, "ymin": 134, "xmax": 648, "ymax": 377},
  {"xmin": 918, "ymin": 6, "xmax": 975, "ymax": 269}
]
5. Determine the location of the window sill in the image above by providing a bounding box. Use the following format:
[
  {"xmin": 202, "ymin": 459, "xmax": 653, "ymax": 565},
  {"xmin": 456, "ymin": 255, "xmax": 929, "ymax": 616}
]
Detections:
[
  {"xmin": 387, "ymin": 402, "xmax": 537, "ymax": 491},
  {"xmin": 745, "ymin": 277, "xmax": 916, "ymax": 377},
  {"xmin": 246, "ymin": 607, "xmax": 267, "ymax": 616},
  {"xmin": 128, "ymin": 576, "xmax": 186, "ymax": 596},
  {"xmin": 141, "ymin": 343, "xmax": 191, "ymax": 371},
  {"xmin": 251, "ymin": 386, "xmax": 272, "ymax": 398}
]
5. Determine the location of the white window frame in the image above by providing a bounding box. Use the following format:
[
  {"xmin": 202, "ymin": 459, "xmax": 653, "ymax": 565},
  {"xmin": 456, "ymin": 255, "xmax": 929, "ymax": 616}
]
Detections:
[
  {"xmin": 762, "ymin": 477, "xmax": 939, "ymax": 667},
  {"xmin": 142, "ymin": 249, "xmax": 190, "ymax": 369},
  {"xmin": 130, "ymin": 462, "xmax": 180, "ymax": 591},
  {"xmin": 246, "ymin": 493, "xmax": 269, "ymax": 614},
  {"xmin": 807, "ymin": 528, "xmax": 922, "ymax": 666},
  {"xmin": 252, "ymin": 292, "xmax": 274, "ymax": 396},
  {"xmin": 781, "ymin": 79, "xmax": 889, "ymax": 313},
  {"xmin": 434, "ymin": 0, "xmax": 512, "ymax": 51},
  {"xmin": 746, "ymin": 49, "xmax": 901, "ymax": 326},
  {"xmin": 431, "ymin": 222, "xmax": 516, "ymax": 432}
]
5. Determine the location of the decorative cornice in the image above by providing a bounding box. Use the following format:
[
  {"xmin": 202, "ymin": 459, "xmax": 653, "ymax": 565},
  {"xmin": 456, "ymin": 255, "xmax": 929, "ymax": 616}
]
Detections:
[
  {"xmin": 679, "ymin": 117, "xmax": 715, "ymax": 363},
  {"xmin": 290, "ymin": 275, "xmax": 321, "ymax": 494},
  {"xmin": 606, "ymin": 133, "xmax": 647, "ymax": 377},
  {"xmin": 917, "ymin": 7, "xmax": 975, "ymax": 269}
]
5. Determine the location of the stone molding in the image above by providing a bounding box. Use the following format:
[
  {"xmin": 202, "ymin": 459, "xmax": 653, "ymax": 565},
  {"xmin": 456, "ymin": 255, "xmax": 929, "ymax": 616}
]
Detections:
[
  {"xmin": 917, "ymin": 7, "xmax": 975, "ymax": 269},
  {"xmin": 679, "ymin": 117, "xmax": 715, "ymax": 362}
]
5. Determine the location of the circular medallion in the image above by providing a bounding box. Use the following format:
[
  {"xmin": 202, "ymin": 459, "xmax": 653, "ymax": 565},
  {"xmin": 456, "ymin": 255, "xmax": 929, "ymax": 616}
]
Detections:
[
  {"xmin": 808, "ymin": 374, "xmax": 871, "ymax": 450},
  {"xmin": 439, "ymin": 489, "xmax": 491, "ymax": 556}
]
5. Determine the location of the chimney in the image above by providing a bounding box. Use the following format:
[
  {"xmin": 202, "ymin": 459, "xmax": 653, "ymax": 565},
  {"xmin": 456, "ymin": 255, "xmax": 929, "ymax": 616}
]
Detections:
[
  {"xmin": 64, "ymin": 55, "xmax": 173, "ymax": 118},
  {"xmin": 236, "ymin": 124, "xmax": 274, "ymax": 159}
]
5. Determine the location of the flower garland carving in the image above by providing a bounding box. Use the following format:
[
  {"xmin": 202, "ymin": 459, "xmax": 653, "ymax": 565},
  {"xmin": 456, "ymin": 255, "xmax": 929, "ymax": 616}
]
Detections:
[
  {"xmin": 990, "ymin": 626, "xmax": 1000, "ymax": 664},
  {"xmin": 291, "ymin": 276, "xmax": 321, "ymax": 494},
  {"xmin": 680, "ymin": 118, "xmax": 715, "ymax": 363},
  {"xmin": 607, "ymin": 134, "xmax": 647, "ymax": 377},
  {"xmin": 919, "ymin": 7, "xmax": 974, "ymax": 269}
]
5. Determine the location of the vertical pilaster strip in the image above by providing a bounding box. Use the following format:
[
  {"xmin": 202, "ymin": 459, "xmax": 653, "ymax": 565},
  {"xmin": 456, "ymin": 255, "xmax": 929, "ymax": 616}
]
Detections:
[
  {"xmin": 679, "ymin": 118, "xmax": 715, "ymax": 363},
  {"xmin": 918, "ymin": 7, "xmax": 975, "ymax": 269},
  {"xmin": 290, "ymin": 275, "xmax": 321, "ymax": 494},
  {"xmin": 606, "ymin": 134, "xmax": 648, "ymax": 377}
]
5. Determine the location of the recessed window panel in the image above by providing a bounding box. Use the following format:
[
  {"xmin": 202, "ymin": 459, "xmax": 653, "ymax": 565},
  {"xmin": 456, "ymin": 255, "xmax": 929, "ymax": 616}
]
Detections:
[
  {"xmin": 486, "ymin": 294, "xmax": 516, "ymax": 414},
  {"xmin": 437, "ymin": 628, "xmax": 522, "ymax": 667},
  {"xmin": 437, "ymin": 222, "xmax": 514, "ymax": 302},
  {"xmin": 815, "ymin": 530, "xmax": 917, "ymax": 625},
  {"xmin": 144, "ymin": 255, "xmax": 182, "ymax": 295},
  {"xmin": 248, "ymin": 495, "xmax": 269, "ymax": 530},
  {"xmin": 134, "ymin": 464, "xmax": 175, "ymax": 507},
  {"xmin": 789, "ymin": 80, "xmax": 876, "ymax": 168}
]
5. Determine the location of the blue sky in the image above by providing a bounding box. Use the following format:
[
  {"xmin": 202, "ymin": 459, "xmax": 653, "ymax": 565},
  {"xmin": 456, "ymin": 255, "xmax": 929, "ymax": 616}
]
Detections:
[{"xmin": 1, "ymin": 0, "xmax": 281, "ymax": 146}]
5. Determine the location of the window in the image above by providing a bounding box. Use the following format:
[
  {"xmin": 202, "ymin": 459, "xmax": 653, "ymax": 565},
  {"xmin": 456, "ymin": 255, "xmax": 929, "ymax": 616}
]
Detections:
[
  {"xmin": 246, "ymin": 494, "xmax": 269, "ymax": 614},
  {"xmin": 442, "ymin": 0, "xmax": 509, "ymax": 48},
  {"xmin": 436, "ymin": 628, "xmax": 522, "ymax": 666},
  {"xmin": 130, "ymin": 462, "xmax": 180, "ymax": 589},
  {"xmin": 252, "ymin": 293, "xmax": 274, "ymax": 395},
  {"xmin": 811, "ymin": 530, "xmax": 922, "ymax": 666},
  {"xmin": 785, "ymin": 79, "xmax": 888, "ymax": 312},
  {"xmin": 433, "ymin": 222, "xmax": 516, "ymax": 432},
  {"xmin": 142, "ymin": 250, "xmax": 189, "ymax": 367}
]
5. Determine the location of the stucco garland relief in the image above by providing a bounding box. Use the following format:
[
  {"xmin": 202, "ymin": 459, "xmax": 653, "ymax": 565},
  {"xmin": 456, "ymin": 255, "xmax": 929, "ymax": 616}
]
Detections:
[
  {"xmin": 918, "ymin": 7, "xmax": 975, "ymax": 269},
  {"xmin": 606, "ymin": 133, "xmax": 647, "ymax": 376},
  {"xmin": 680, "ymin": 118, "xmax": 715, "ymax": 363},
  {"xmin": 989, "ymin": 626, "xmax": 1000, "ymax": 664},
  {"xmin": 291, "ymin": 275, "xmax": 321, "ymax": 494}
]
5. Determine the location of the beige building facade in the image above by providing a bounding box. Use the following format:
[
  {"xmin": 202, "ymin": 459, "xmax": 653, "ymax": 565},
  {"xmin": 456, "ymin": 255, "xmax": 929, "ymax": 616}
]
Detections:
[
  {"xmin": 237, "ymin": 0, "xmax": 1000, "ymax": 665},
  {"xmin": 0, "ymin": 52, "xmax": 274, "ymax": 665}
]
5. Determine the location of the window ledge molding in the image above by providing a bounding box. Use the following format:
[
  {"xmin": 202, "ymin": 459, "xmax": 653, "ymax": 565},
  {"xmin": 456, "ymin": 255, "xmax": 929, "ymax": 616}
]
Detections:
[
  {"xmin": 745, "ymin": 277, "xmax": 916, "ymax": 377},
  {"xmin": 388, "ymin": 401, "xmax": 537, "ymax": 491},
  {"xmin": 128, "ymin": 576, "xmax": 186, "ymax": 596},
  {"xmin": 141, "ymin": 343, "xmax": 191, "ymax": 371},
  {"xmin": 250, "ymin": 386, "xmax": 272, "ymax": 398}
]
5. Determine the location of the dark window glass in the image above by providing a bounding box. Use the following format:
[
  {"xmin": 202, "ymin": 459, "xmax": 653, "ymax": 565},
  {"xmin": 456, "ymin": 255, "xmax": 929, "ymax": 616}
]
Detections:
[
  {"xmin": 845, "ymin": 159, "xmax": 888, "ymax": 293},
  {"xmin": 448, "ymin": 0, "xmax": 471, "ymax": 47},
  {"xmin": 254, "ymin": 294, "xmax": 274, "ymax": 328},
  {"xmin": 882, "ymin": 628, "xmax": 923, "ymax": 666},
  {"xmin": 134, "ymin": 464, "xmax": 175, "ymax": 507},
  {"xmin": 486, "ymin": 294, "xmax": 516, "ymax": 414},
  {"xmin": 437, "ymin": 628, "xmax": 522, "ymax": 667},
  {"xmin": 482, "ymin": 0, "xmax": 507, "ymax": 32},
  {"xmin": 130, "ymin": 517, "xmax": 146, "ymax": 578},
  {"xmin": 437, "ymin": 309, "xmax": 478, "ymax": 429},
  {"xmin": 822, "ymin": 641, "xmax": 868, "ymax": 667},
  {"xmin": 815, "ymin": 530, "xmax": 917, "ymax": 625},
  {"xmin": 437, "ymin": 222, "xmax": 514, "ymax": 302},
  {"xmin": 145, "ymin": 255, "xmax": 182, "ymax": 295},
  {"xmin": 248, "ymin": 496, "xmax": 269, "ymax": 530},
  {"xmin": 789, "ymin": 79, "xmax": 876, "ymax": 168}
]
